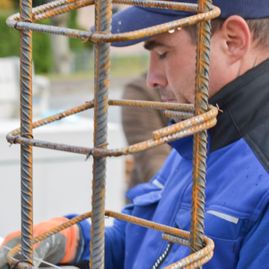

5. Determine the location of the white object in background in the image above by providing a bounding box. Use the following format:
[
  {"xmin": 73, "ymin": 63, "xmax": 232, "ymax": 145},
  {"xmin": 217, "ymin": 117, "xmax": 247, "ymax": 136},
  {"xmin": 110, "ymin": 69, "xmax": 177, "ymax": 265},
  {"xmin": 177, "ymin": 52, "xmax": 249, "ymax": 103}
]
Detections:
[
  {"xmin": 0, "ymin": 117, "xmax": 126, "ymax": 235},
  {"xmin": 0, "ymin": 56, "xmax": 50, "ymax": 118}
]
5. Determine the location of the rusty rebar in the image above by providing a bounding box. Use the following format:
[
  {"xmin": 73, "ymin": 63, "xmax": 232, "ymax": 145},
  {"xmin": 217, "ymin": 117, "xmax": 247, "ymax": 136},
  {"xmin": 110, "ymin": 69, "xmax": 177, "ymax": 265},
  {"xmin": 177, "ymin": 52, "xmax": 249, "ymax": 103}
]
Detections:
[
  {"xmin": 153, "ymin": 106, "xmax": 216, "ymax": 139},
  {"xmin": 109, "ymin": 99, "xmax": 194, "ymax": 112},
  {"xmin": 32, "ymin": 0, "xmax": 197, "ymax": 21},
  {"xmin": 19, "ymin": 0, "xmax": 34, "ymax": 266},
  {"xmin": 162, "ymin": 233, "xmax": 190, "ymax": 247},
  {"xmin": 7, "ymin": 0, "xmax": 208, "ymax": 22},
  {"xmin": 7, "ymin": 210, "xmax": 214, "ymax": 269},
  {"xmin": 190, "ymin": 0, "xmax": 212, "ymax": 257},
  {"xmin": 6, "ymin": 1, "xmax": 220, "ymax": 43},
  {"xmin": 33, "ymin": 0, "xmax": 95, "ymax": 21},
  {"xmin": 6, "ymin": 105, "xmax": 217, "ymax": 158},
  {"xmin": 5, "ymin": 0, "xmax": 220, "ymax": 268},
  {"xmin": 90, "ymin": 0, "xmax": 112, "ymax": 267}
]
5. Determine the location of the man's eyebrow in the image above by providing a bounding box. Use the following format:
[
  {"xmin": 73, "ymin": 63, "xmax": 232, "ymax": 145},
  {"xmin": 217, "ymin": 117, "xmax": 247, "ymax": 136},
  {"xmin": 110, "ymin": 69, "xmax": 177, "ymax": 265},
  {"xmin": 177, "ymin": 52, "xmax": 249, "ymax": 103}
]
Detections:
[{"xmin": 143, "ymin": 40, "xmax": 168, "ymax": 50}]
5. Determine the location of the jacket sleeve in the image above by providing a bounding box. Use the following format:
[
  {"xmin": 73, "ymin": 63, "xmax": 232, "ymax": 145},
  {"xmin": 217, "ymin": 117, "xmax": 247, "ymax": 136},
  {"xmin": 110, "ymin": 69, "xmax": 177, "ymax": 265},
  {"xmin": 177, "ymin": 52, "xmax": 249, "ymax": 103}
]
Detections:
[
  {"xmin": 66, "ymin": 206, "xmax": 132, "ymax": 268},
  {"xmin": 236, "ymin": 204, "xmax": 269, "ymax": 269}
]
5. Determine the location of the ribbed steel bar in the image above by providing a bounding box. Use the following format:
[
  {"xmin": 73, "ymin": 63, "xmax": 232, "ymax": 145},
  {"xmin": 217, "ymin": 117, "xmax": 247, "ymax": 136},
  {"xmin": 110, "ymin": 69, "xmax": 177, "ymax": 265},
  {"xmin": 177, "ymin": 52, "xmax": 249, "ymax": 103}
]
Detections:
[
  {"xmin": 6, "ymin": 106, "xmax": 217, "ymax": 158},
  {"xmin": 163, "ymin": 110, "xmax": 193, "ymax": 121},
  {"xmin": 5, "ymin": 0, "xmax": 220, "ymax": 267},
  {"xmin": 190, "ymin": 0, "xmax": 212, "ymax": 257},
  {"xmin": 152, "ymin": 107, "xmax": 216, "ymax": 139},
  {"xmin": 33, "ymin": 0, "xmax": 197, "ymax": 21},
  {"xmin": 162, "ymin": 233, "xmax": 190, "ymax": 247},
  {"xmin": 8, "ymin": 0, "xmax": 198, "ymax": 23},
  {"xmin": 19, "ymin": 0, "xmax": 34, "ymax": 266},
  {"xmin": 165, "ymin": 242, "xmax": 214, "ymax": 269},
  {"xmin": 31, "ymin": 0, "xmax": 79, "ymax": 18},
  {"xmin": 90, "ymin": 0, "xmax": 112, "ymax": 266},
  {"xmin": 7, "ymin": 210, "xmax": 213, "ymax": 269},
  {"xmin": 118, "ymin": 0, "xmax": 197, "ymax": 11},
  {"xmin": 33, "ymin": 0, "xmax": 95, "ymax": 21},
  {"xmin": 109, "ymin": 99, "xmax": 194, "ymax": 112},
  {"xmin": 6, "ymin": 3, "xmax": 220, "ymax": 43}
]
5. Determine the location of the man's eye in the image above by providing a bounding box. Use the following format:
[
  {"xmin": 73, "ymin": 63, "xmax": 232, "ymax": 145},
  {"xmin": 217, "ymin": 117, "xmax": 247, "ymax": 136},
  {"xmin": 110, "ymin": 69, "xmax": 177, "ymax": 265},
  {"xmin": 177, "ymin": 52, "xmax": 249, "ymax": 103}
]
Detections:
[{"xmin": 158, "ymin": 52, "xmax": 168, "ymax": 59}]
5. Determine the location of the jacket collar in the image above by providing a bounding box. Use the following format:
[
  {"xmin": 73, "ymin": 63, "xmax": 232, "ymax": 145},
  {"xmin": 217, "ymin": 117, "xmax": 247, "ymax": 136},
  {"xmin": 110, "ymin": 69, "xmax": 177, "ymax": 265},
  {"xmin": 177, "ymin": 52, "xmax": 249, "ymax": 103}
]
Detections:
[{"xmin": 170, "ymin": 58, "xmax": 269, "ymax": 159}]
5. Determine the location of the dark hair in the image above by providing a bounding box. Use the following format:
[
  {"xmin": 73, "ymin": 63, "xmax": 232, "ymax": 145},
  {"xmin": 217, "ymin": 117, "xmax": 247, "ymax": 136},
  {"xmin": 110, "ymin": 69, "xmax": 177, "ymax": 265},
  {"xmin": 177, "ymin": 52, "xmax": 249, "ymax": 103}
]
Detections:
[
  {"xmin": 247, "ymin": 19, "xmax": 269, "ymax": 48},
  {"xmin": 187, "ymin": 18, "xmax": 269, "ymax": 49}
]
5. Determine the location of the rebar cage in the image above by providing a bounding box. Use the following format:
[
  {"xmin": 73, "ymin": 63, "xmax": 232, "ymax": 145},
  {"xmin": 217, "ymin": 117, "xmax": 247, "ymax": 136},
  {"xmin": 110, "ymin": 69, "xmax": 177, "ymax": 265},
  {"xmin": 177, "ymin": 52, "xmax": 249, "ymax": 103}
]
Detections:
[{"xmin": 6, "ymin": 0, "xmax": 220, "ymax": 268}]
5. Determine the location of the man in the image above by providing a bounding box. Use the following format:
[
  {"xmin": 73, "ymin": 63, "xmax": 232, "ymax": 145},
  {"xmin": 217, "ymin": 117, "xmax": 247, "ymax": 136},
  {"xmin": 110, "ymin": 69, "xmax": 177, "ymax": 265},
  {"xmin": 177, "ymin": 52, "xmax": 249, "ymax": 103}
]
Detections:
[
  {"xmin": 1, "ymin": 0, "xmax": 269, "ymax": 268},
  {"xmin": 122, "ymin": 74, "xmax": 170, "ymax": 190}
]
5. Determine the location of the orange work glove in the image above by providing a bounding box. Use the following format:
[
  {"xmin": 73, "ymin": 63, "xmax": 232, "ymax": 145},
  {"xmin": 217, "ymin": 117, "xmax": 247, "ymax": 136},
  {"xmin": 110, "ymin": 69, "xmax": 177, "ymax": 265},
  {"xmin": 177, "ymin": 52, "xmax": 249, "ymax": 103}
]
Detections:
[{"xmin": 0, "ymin": 217, "xmax": 80, "ymax": 268}]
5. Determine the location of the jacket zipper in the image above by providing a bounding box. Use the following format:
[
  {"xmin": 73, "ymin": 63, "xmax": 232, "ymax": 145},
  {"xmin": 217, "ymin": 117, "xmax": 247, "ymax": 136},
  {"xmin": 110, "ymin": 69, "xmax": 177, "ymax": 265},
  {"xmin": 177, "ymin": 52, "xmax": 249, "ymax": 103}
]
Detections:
[
  {"xmin": 151, "ymin": 168, "xmax": 191, "ymax": 269},
  {"xmin": 152, "ymin": 242, "xmax": 173, "ymax": 269}
]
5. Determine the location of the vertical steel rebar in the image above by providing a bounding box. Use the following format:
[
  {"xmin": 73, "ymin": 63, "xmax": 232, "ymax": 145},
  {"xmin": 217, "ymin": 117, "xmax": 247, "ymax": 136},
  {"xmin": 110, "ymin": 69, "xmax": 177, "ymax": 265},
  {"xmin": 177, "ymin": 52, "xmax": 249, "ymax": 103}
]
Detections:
[
  {"xmin": 190, "ymin": 0, "xmax": 212, "ymax": 256},
  {"xmin": 20, "ymin": 0, "xmax": 33, "ymax": 266},
  {"xmin": 9, "ymin": 0, "xmax": 217, "ymax": 267},
  {"xmin": 90, "ymin": 0, "xmax": 112, "ymax": 267}
]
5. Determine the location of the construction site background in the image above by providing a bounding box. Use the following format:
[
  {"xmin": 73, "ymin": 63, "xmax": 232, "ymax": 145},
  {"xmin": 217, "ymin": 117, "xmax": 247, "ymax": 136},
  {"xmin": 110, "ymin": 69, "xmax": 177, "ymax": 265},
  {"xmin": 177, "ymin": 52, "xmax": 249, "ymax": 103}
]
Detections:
[{"xmin": 0, "ymin": 4, "xmax": 148, "ymax": 236}]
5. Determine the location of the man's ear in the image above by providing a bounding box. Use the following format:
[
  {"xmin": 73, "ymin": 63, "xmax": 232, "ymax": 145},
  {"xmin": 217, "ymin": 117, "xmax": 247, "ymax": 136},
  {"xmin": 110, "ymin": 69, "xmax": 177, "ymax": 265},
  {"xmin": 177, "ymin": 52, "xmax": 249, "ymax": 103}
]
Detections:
[{"xmin": 220, "ymin": 15, "xmax": 251, "ymax": 64}]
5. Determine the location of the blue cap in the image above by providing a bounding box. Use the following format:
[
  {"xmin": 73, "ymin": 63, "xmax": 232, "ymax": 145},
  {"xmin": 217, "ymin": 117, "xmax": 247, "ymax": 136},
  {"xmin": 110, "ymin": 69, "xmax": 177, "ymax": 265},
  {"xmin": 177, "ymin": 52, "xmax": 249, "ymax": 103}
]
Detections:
[{"xmin": 111, "ymin": 0, "xmax": 269, "ymax": 46}]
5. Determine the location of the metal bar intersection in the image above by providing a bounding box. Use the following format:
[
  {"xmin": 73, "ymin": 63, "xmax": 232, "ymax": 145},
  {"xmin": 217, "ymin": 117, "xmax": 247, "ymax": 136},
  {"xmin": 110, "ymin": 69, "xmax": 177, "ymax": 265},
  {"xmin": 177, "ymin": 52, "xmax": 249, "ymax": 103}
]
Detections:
[{"xmin": 6, "ymin": 0, "xmax": 220, "ymax": 268}]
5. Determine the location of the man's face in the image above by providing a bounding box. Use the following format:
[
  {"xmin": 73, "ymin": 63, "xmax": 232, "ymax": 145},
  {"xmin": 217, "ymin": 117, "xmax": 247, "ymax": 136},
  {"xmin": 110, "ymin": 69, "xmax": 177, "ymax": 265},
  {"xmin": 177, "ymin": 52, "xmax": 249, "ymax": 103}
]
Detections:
[
  {"xmin": 145, "ymin": 28, "xmax": 226, "ymax": 104},
  {"xmin": 145, "ymin": 29, "xmax": 197, "ymax": 104}
]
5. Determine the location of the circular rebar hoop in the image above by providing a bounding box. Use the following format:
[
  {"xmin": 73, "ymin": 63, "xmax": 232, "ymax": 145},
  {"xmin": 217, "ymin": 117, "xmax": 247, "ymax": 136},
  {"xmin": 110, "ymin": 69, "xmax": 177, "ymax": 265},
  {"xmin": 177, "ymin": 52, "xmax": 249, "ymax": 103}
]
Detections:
[
  {"xmin": 6, "ymin": 0, "xmax": 221, "ymax": 43},
  {"xmin": 5, "ymin": 0, "xmax": 220, "ymax": 268},
  {"xmin": 6, "ymin": 104, "xmax": 218, "ymax": 158},
  {"xmin": 6, "ymin": 102, "xmax": 217, "ymax": 268},
  {"xmin": 7, "ymin": 210, "xmax": 214, "ymax": 269}
]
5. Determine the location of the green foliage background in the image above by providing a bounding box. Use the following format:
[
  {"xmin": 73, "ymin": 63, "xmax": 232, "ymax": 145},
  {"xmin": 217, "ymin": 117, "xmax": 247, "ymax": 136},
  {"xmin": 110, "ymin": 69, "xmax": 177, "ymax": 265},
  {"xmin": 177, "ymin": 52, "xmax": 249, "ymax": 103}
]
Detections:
[
  {"xmin": 0, "ymin": 8, "xmax": 89, "ymax": 74},
  {"xmin": 0, "ymin": 12, "xmax": 53, "ymax": 73}
]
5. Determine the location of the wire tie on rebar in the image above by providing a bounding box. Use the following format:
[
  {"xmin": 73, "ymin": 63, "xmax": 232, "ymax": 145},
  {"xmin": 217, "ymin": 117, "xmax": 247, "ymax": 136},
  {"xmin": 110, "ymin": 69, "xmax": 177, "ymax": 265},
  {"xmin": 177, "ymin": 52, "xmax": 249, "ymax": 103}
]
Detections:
[
  {"xmin": 8, "ymin": 135, "xmax": 19, "ymax": 144},
  {"xmin": 11, "ymin": 259, "xmax": 31, "ymax": 269},
  {"xmin": 22, "ymin": 133, "xmax": 33, "ymax": 139},
  {"xmin": 85, "ymin": 35, "xmax": 94, "ymax": 43},
  {"xmin": 215, "ymin": 103, "xmax": 223, "ymax": 113},
  {"xmin": 22, "ymin": 17, "xmax": 32, "ymax": 23},
  {"xmin": 85, "ymin": 143, "xmax": 108, "ymax": 160},
  {"xmin": 85, "ymin": 153, "xmax": 92, "ymax": 161},
  {"xmin": 81, "ymin": 35, "xmax": 91, "ymax": 43},
  {"xmin": 97, "ymin": 142, "xmax": 108, "ymax": 149},
  {"xmin": 14, "ymin": 20, "xmax": 19, "ymax": 30},
  {"xmin": 85, "ymin": 148, "xmax": 96, "ymax": 160}
]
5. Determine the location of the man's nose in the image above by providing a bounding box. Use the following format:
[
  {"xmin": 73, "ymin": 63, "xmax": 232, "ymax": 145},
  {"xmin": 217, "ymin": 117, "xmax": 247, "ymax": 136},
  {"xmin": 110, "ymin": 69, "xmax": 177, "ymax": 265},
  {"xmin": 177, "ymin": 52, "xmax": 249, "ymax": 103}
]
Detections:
[{"xmin": 146, "ymin": 54, "xmax": 167, "ymax": 89}]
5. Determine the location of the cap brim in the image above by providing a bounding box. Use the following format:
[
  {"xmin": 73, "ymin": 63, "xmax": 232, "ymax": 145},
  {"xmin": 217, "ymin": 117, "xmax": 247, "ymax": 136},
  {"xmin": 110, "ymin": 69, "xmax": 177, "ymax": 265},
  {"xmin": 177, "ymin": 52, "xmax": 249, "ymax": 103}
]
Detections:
[{"xmin": 111, "ymin": 6, "xmax": 190, "ymax": 47}]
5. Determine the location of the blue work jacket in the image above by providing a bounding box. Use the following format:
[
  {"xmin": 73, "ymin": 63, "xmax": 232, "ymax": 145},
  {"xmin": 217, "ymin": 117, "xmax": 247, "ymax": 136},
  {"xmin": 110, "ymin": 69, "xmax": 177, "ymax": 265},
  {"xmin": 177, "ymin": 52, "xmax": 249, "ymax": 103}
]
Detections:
[{"xmin": 72, "ymin": 59, "xmax": 269, "ymax": 269}]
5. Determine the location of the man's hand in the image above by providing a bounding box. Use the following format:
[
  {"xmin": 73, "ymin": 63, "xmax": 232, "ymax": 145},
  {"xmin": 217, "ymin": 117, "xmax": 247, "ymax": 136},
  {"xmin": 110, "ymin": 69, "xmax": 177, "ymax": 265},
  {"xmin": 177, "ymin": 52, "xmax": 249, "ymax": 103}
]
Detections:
[{"xmin": 0, "ymin": 217, "xmax": 80, "ymax": 268}]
